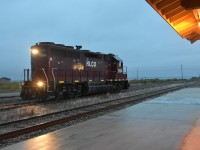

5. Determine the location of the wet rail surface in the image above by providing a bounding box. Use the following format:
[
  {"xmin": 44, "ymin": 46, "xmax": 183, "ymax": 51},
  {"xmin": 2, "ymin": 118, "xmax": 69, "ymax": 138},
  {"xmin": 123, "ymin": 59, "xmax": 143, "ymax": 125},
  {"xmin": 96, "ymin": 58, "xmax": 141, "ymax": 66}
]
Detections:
[{"xmin": 2, "ymin": 87, "xmax": 200, "ymax": 150}]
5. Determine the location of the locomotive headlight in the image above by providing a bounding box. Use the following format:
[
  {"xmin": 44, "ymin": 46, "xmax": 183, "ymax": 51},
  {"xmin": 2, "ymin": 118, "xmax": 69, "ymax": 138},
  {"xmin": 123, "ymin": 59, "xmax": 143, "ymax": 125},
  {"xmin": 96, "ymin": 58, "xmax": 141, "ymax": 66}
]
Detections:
[
  {"xmin": 37, "ymin": 81, "xmax": 44, "ymax": 87},
  {"xmin": 31, "ymin": 49, "xmax": 39, "ymax": 55}
]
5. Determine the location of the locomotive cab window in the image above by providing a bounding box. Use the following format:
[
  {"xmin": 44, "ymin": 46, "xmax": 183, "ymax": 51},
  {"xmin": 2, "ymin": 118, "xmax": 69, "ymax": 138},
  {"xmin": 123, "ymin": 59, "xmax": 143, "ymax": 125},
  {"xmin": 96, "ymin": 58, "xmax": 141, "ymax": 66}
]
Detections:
[{"xmin": 119, "ymin": 62, "xmax": 123, "ymax": 67}]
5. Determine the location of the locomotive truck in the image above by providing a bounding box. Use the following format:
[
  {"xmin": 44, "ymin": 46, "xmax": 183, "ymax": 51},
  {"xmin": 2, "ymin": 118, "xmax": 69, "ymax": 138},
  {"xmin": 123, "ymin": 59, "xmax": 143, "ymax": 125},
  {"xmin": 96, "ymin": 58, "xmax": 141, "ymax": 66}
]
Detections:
[{"xmin": 20, "ymin": 42, "xmax": 129, "ymax": 100}]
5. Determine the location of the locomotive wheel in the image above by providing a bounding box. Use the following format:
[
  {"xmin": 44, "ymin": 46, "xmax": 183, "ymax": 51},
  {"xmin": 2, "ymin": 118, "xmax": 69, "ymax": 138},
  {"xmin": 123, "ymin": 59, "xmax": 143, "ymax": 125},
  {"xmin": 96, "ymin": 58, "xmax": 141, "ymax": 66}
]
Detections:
[
  {"xmin": 21, "ymin": 94, "xmax": 32, "ymax": 100},
  {"xmin": 20, "ymin": 90, "xmax": 34, "ymax": 100},
  {"xmin": 36, "ymin": 92, "xmax": 47, "ymax": 101},
  {"xmin": 112, "ymin": 84, "xmax": 122, "ymax": 93}
]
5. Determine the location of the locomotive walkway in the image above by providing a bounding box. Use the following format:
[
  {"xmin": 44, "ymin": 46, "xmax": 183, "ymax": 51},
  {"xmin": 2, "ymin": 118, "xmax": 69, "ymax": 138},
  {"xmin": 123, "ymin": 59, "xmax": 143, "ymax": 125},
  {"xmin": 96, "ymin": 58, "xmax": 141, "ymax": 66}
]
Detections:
[{"xmin": 2, "ymin": 87, "xmax": 200, "ymax": 150}]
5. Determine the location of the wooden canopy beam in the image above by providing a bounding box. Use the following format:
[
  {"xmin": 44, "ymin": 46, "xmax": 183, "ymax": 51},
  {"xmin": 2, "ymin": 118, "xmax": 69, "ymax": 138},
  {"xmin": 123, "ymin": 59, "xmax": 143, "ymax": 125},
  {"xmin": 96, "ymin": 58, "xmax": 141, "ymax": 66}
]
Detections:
[
  {"xmin": 181, "ymin": 0, "xmax": 200, "ymax": 10},
  {"xmin": 146, "ymin": 0, "xmax": 200, "ymax": 43}
]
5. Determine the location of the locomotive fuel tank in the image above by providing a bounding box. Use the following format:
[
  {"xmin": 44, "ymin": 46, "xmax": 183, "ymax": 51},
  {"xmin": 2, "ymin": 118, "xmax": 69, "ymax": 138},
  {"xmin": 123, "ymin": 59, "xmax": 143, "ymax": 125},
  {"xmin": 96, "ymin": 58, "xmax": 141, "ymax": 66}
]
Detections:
[{"xmin": 87, "ymin": 84, "xmax": 113, "ymax": 95}]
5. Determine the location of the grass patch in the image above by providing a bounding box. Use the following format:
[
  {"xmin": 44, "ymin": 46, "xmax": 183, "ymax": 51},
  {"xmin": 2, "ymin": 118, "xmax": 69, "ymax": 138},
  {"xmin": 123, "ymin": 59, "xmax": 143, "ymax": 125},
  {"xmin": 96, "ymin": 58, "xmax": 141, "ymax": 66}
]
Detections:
[
  {"xmin": 0, "ymin": 82, "xmax": 21, "ymax": 91},
  {"xmin": 129, "ymin": 78, "xmax": 182, "ymax": 84}
]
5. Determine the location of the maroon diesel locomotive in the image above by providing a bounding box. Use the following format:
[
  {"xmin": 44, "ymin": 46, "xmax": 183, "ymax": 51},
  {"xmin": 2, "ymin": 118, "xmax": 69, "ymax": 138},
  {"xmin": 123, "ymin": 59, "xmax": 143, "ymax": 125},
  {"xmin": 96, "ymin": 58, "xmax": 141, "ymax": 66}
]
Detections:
[{"xmin": 21, "ymin": 42, "xmax": 129, "ymax": 100}]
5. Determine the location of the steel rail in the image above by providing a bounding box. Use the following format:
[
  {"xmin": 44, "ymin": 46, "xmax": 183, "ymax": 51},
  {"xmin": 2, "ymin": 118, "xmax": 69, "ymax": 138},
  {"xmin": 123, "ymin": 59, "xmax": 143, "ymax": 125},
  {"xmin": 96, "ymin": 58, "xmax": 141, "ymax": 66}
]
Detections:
[
  {"xmin": 0, "ymin": 105, "xmax": 34, "ymax": 112},
  {"xmin": 0, "ymin": 82, "xmax": 184, "ymax": 109},
  {"xmin": 0, "ymin": 96, "xmax": 20, "ymax": 99},
  {"xmin": 0, "ymin": 86, "xmax": 151, "ymax": 111},
  {"xmin": 0, "ymin": 83, "xmax": 189, "ymax": 127},
  {"xmin": 0, "ymin": 83, "xmax": 195, "ymax": 141}
]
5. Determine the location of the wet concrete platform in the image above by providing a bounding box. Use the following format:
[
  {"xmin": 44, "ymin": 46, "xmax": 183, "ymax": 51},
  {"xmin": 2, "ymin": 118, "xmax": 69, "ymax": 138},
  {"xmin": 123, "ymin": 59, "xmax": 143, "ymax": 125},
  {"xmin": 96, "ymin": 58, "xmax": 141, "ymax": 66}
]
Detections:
[{"xmin": 2, "ymin": 88, "xmax": 200, "ymax": 150}]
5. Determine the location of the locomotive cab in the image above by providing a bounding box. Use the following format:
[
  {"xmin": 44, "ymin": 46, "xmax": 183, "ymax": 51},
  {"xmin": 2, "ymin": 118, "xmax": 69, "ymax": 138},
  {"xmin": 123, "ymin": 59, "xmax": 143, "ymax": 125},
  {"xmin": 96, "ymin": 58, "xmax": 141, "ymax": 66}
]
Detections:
[{"xmin": 106, "ymin": 54, "xmax": 129, "ymax": 91}]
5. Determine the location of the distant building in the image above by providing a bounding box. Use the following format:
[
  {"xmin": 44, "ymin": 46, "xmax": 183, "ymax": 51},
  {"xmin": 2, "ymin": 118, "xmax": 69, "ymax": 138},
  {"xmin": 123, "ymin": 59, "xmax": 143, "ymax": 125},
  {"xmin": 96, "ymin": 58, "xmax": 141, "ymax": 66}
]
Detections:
[{"xmin": 0, "ymin": 77, "xmax": 11, "ymax": 83}]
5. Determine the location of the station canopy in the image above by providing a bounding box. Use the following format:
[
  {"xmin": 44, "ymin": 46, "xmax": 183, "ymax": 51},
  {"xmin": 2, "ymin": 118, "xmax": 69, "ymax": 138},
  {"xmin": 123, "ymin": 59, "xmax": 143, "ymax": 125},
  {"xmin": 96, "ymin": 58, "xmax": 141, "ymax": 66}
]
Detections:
[{"xmin": 146, "ymin": 0, "xmax": 200, "ymax": 43}]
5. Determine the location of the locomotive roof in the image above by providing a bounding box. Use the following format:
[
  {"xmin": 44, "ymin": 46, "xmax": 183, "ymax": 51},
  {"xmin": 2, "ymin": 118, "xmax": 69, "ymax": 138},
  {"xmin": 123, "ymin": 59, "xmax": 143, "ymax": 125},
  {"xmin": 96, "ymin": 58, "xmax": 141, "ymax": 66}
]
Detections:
[
  {"xmin": 32, "ymin": 42, "xmax": 122, "ymax": 60},
  {"xmin": 33, "ymin": 42, "xmax": 104, "ymax": 55}
]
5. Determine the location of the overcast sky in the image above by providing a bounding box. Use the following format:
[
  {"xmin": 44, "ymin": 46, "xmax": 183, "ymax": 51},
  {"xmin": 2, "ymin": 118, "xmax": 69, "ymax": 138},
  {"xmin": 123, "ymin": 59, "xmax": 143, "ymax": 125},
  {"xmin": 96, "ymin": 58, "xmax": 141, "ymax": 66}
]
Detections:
[{"xmin": 0, "ymin": 0, "xmax": 200, "ymax": 80}]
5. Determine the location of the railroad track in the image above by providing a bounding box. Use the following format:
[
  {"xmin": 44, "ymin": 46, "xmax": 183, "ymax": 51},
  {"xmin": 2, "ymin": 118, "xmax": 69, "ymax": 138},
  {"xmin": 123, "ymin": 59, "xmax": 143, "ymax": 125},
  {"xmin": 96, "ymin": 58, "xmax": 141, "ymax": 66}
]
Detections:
[
  {"xmin": 0, "ymin": 82, "xmax": 195, "ymax": 112},
  {"xmin": 0, "ymin": 95, "xmax": 20, "ymax": 99},
  {"xmin": 0, "ymin": 83, "xmax": 186, "ymax": 120},
  {"xmin": 0, "ymin": 83, "xmax": 174, "ymax": 111},
  {"xmin": 0, "ymin": 96, "xmax": 21, "ymax": 103},
  {"xmin": 0, "ymin": 82, "xmax": 195, "ymax": 143},
  {"xmin": 0, "ymin": 101, "xmax": 38, "ymax": 111},
  {"xmin": 0, "ymin": 96, "xmax": 38, "ymax": 111}
]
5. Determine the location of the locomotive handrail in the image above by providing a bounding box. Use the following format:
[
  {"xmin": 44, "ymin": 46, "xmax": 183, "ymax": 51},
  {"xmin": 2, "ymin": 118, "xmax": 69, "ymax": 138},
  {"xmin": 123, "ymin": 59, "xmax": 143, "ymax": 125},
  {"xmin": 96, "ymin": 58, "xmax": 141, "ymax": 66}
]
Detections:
[
  {"xmin": 42, "ymin": 68, "xmax": 49, "ymax": 92},
  {"xmin": 52, "ymin": 68, "xmax": 58, "ymax": 91},
  {"xmin": 23, "ymin": 69, "xmax": 30, "ymax": 81},
  {"xmin": 123, "ymin": 66, "xmax": 127, "ymax": 74}
]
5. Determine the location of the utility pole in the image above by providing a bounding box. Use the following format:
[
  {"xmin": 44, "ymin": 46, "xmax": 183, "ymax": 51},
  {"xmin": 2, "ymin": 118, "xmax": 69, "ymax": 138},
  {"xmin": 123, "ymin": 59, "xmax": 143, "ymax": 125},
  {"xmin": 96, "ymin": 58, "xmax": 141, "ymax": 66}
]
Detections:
[
  {"xmin": 137, "ymin": 68, "xmax": 139, "ymax": 80},
  {"xmin": 180, "ymin": 65, "xmax": 183, "ymax": 79}
]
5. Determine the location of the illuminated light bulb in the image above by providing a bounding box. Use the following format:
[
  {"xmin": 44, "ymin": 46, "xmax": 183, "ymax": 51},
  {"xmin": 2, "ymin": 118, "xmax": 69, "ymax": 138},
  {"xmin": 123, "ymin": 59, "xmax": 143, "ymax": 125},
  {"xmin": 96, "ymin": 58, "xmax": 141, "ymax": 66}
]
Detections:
[
  {"xmin": 37, "ymin": 81, "xmax": 44, "ymax": 87},
  {"xmin": 32, "ymin": 49, "xmax": 39, "ymax": 55}
]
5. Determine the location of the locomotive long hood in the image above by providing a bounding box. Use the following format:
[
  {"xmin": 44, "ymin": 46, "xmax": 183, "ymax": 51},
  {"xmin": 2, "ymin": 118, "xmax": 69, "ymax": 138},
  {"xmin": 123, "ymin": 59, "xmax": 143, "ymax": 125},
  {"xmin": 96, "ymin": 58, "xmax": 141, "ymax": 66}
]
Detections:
[{"xmin": 146, "ymin": 0, "xmax": 200, "ymax": 43}]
